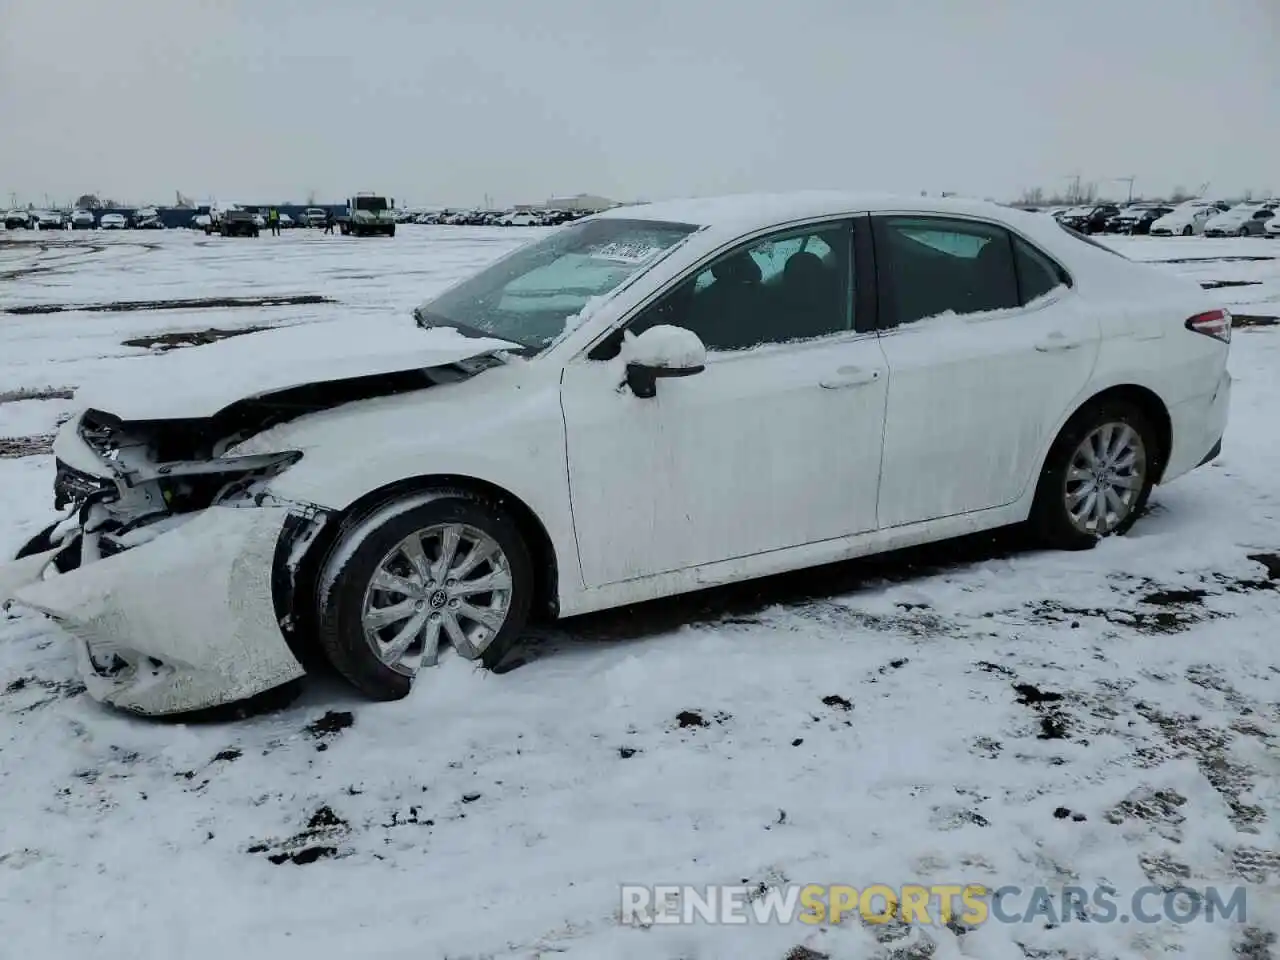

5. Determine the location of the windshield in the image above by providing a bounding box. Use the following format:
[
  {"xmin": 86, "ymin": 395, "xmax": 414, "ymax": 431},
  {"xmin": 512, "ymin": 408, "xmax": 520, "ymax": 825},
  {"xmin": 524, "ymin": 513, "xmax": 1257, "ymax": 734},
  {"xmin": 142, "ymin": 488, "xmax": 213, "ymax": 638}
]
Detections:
[
  {"xmin": 416, "ymin": 217, "xmax": 699, "ymax": 352},
  {"xmin": 354, "ymin": 196, "xmax": 388, "ymax": 212}
]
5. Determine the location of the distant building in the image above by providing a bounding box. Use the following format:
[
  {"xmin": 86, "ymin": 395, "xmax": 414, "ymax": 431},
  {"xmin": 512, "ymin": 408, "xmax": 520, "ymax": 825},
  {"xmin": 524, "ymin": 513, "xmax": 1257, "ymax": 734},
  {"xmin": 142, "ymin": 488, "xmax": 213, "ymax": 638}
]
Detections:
[{"xmin": 544, "ymin": 193, "xmax": 615, "ymax": 213}]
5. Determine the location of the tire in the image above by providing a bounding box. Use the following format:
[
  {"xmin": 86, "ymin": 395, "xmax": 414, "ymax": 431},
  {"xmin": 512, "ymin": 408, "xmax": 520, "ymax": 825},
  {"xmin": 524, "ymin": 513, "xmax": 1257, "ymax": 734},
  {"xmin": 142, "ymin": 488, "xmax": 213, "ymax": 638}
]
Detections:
[
  {"xmin": 387, "ymin": 225, "xmax": 395, "ymax": 237},
  {"xmin": 1029, "ymin": 400, "xmax": 1159, "ymax": 551},
  {"xmin": 1238, "ymin": 227, "xmax": 1249, "ymax": 238},
  {"xmin": 314, "ymin": 489, "xmax": 533, "ymax": 701},
  {"xmin": 1182, "ymin": 226, "xmax": 1192, "ymax": 236}
]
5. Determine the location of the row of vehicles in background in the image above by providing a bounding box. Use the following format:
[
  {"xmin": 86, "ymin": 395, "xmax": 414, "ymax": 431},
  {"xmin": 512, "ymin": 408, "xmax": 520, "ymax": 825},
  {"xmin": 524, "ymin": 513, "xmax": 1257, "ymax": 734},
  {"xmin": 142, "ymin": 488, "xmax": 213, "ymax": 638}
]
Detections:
[
  {"xmin": 191, "ymin": 196, "xmax": 396, "ymax": 237},
  {"xmin": 413, "ymin": 208, "xmax": 590, "ymax": 227},
  {"xmin": 1044, "ymin": 199, "xmax": 1280, "ymax": 238},
  {"xmin": 2, "ymin": 208, "xmax": 162, "ymax": 230}
]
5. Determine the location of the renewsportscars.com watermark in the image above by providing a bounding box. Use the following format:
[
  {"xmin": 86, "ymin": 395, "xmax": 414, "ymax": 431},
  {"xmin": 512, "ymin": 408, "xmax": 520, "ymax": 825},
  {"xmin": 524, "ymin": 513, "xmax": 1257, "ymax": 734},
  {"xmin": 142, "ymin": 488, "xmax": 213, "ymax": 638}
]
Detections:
[{"xmin": 620, "ymin": 883, "xmax": 1249, "ymax": 927}]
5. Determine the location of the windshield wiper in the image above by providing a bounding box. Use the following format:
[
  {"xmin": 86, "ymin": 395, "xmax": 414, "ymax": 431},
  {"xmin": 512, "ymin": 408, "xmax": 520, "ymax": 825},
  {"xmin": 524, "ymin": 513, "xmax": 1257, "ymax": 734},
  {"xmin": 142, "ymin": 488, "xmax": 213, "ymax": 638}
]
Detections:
[{"xmin": 413, "ymin": 308, "xmax": 541, "ymax": 355}]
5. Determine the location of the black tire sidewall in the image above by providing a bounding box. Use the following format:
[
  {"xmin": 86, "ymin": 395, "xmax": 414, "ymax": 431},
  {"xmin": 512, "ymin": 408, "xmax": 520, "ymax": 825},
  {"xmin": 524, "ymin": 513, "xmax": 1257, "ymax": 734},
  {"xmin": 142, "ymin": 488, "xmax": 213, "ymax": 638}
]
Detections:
[
  {"xmin": 1031, "ymin": 401, "xmax": 1159, "ymax": 550},
  {"xmin": 315, "ymin": 492, "xmax": 533, "ymax": 701}
]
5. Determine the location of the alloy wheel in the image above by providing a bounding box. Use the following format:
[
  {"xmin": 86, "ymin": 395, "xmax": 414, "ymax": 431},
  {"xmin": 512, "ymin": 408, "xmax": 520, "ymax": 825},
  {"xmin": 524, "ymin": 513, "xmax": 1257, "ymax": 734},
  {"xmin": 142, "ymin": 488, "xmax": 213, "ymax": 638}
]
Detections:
[
  {"xmin": 360, "ymin": 523, "xmax": 513, "ymax": 674},
  {"xmin": 1062, "ymin": 422, "xmax": 1147, "ymax": 536}
]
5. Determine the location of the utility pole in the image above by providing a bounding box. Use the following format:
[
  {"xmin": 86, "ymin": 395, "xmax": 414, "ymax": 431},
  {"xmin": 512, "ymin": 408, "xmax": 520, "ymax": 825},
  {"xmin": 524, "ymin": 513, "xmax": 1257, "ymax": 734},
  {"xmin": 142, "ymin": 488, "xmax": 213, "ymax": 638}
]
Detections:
[{"xmin": 1113, "ymin": 176, "xmax": 1136, "ymax": 203}]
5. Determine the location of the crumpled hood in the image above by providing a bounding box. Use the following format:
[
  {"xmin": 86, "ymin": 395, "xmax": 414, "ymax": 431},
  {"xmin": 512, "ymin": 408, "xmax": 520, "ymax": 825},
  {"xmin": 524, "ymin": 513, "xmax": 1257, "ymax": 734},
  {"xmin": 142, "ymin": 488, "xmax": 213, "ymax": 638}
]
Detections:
[{"xmin": 74, "ymin": 321, "xmax": 522, "ymax": 421}]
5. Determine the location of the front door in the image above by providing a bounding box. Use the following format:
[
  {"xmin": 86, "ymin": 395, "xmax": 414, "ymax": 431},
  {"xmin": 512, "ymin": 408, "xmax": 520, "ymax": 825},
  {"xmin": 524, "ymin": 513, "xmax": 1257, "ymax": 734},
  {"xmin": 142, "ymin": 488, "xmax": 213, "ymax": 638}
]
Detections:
[{"xmin": 561, "ymin": 219, "xmax": 890, "ymax": 588}]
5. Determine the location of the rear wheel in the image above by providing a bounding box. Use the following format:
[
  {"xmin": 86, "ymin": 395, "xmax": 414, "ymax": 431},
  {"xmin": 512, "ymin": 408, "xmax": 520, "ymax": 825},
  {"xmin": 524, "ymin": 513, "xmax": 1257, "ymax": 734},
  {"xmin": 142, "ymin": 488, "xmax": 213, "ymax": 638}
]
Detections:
[
  {"xmin": 314, "ymin": 490, "xmax": 533, "ymax": 701},
  {"xmin": 1030, "ymin": 401, "xmax": 1158, "ymax": 550},
  {"xmin": 1182, "ymin": 225, "xmax": 1192, "ymax": 236}
]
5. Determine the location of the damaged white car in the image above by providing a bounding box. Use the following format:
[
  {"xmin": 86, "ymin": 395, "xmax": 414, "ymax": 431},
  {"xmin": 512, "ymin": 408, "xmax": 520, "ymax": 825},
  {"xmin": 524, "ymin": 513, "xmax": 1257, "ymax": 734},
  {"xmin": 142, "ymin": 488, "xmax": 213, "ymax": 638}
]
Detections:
[{"xmin": 2, "ymin": 193, "xmax": 1232, "ymax": 715}]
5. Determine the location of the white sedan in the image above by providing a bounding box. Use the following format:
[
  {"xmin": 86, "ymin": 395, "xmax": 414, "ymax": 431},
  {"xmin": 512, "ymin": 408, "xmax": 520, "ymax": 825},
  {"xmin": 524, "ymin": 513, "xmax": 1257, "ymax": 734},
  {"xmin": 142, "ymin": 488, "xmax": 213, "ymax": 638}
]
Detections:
[{"xmin": 2, "ymin": 193, "xmax": 1232, "ymax": 715}]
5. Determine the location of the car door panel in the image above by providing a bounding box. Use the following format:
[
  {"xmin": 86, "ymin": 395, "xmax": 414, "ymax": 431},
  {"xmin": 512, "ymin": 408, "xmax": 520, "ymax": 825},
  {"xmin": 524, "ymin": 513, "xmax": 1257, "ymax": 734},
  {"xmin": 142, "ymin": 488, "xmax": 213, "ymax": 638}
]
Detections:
[
  {"xmin": 561, "ymin": 334, "xmax": 889, "ymax": 587},
  {"xmin": 871, "ymin": 216, "xmax": 1101, "ymax": 529},
  {"xmin": 560, "ymin": 217, "xmax": 889, "ymax": 589}
]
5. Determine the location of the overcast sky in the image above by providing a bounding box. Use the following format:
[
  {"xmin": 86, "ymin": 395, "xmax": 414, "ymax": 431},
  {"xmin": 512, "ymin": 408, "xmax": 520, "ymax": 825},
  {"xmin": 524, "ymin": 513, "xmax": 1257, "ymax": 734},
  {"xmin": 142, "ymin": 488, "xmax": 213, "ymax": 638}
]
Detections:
[{"xmin": 2, "ymin": 0, "xmax": 1276, "ymax": 208}]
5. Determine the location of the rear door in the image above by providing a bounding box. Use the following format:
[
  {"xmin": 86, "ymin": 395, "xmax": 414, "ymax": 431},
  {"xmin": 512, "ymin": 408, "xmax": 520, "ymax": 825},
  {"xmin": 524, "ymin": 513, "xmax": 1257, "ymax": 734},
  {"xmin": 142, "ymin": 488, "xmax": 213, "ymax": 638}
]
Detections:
[{"xmin": 871, "ymin": 215, "xmax": 1100, "ymax": 528}]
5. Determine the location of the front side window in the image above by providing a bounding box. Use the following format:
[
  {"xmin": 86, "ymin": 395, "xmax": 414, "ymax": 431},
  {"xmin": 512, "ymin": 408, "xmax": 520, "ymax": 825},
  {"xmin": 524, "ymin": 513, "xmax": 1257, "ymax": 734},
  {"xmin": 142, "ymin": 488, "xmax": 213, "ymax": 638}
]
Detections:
[
  {"xmin": 622, "ymin": 222, "xmax": 853, "ymax": 353},
  {"xmin": 417, "ymin": 218, "xmax": 698, "ymax": 352},
  {"xmin": 875, "ymin": 217, "xmax": 1019, "ymax": 326}
]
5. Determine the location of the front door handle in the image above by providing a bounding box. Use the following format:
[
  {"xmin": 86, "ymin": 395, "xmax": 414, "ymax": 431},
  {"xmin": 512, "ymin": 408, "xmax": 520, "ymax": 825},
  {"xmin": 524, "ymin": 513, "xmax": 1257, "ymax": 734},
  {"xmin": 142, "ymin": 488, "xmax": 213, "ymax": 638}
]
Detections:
[
  {"xmin": 1034, "ymin": 332, "xmax": 1086, "ymax": 352},
  {"xmin": 820, "ymin": 367, "xmax": 883, "ymax": 389}
]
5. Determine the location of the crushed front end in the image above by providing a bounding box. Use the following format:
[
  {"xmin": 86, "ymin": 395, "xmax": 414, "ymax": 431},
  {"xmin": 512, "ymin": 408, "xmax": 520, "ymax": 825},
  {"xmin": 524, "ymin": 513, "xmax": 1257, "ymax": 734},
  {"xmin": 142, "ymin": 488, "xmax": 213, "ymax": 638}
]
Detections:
[{"xmin": 1, "ymin": 410, "xmax": 329, "ymax": 715}]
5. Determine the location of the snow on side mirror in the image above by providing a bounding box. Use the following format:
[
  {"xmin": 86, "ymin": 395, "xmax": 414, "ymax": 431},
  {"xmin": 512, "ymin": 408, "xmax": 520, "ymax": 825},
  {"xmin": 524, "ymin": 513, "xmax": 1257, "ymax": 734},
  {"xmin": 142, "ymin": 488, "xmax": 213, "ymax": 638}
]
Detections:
[{"xmin": 621, "ymin": 325, "xmax": 707, "ymax": 399}]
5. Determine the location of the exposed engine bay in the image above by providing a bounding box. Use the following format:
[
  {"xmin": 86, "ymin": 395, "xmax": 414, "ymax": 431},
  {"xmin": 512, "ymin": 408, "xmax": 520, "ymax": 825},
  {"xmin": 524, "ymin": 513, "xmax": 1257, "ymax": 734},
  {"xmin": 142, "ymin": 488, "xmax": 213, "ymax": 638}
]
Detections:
[{"xmin": 30, "ymin": 356, "xmax": 503, "ymax": 569}]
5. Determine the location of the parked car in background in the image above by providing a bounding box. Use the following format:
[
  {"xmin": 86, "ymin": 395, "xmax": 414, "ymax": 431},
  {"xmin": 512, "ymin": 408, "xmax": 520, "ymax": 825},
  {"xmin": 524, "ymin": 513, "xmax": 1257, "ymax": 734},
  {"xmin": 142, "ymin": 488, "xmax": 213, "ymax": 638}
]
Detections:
[
  {"xmin": 218, "ymin": 207, "xmax": 260, "ymax": 237},
  {"xmin": 277, "ymin": 213, "xmax": 295, "ymax": 229},
  {"xmin": 3, "ymin": 192, "xmax": 1232, "ymax": 715},
  {"xmin": 70, "ymin": 209, "xmax": 96, "ymax": 230},
  {"xmin": 1203, "ymin": 202, "xmax": 1280, "ymax": 238},
  {"xmin": 1150, "ymin": 201, "xmax": 1221, "ymax": 236},
  {"xmin": 98, "ymin": 213, "xmax": 127, "ymax": 230},
  {"xmin": 3, "ymin": 210, "xmax": 32, "ymax": 229},
  {"xmin": 1060, "ymin": 204, "xmax": 1121, "ymax": 234},
  {"xmin": 191, "ymin": 213, "xmax": 213, "ymax": 230},
  {"xmin": 299, "ymin": 207, "xmax": 328, "ymax": 228},
  {"xmin": 1264, "ymin": 212, "xmax": 1280, "ymax": 238},
  {"xmin": 500, "ymin": 211, "xmax": 544, "ymax": 226},
  {"xmin": 1110, "ymin": 205, "xmax": 1175, "ymax": 236},
  {"xmin": 131, "ymin": 207, "xmax": 163, "ymax": 229},
  {"xmin": 32, "ymin": 211, "xmax": 65, "ymax": 230}
]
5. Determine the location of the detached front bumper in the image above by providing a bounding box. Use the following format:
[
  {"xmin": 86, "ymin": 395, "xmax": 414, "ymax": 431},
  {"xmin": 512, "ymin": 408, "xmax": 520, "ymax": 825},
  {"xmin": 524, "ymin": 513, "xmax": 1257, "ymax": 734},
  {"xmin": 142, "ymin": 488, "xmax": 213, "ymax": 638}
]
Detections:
[{"xmin": 3, "ymin": 505, "xmax": 306, "ymax": 715}]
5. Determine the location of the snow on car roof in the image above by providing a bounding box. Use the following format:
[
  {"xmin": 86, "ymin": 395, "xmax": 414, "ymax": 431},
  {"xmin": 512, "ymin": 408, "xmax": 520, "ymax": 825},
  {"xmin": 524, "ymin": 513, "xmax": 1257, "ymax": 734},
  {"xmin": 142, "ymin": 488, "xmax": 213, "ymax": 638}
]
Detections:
[{"xmin": 591, "ymin": 191, "xmax": 1032, "ymax": 233}]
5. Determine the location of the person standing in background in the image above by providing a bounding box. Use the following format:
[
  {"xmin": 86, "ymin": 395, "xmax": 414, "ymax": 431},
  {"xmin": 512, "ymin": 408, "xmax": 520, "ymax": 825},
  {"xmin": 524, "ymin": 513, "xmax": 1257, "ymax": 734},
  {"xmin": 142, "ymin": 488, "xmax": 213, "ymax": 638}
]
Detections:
[{"xmin": 268, "ymin": 207, "xmax": 280, "ymax": 236}]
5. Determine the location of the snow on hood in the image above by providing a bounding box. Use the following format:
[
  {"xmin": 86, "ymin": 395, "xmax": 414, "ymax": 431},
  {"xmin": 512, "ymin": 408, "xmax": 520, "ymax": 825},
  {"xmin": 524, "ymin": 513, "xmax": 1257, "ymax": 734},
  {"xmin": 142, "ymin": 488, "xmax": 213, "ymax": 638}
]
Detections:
[{"xmin": 74, "ymin": 321, "xmax": 523, "ymax": 421}]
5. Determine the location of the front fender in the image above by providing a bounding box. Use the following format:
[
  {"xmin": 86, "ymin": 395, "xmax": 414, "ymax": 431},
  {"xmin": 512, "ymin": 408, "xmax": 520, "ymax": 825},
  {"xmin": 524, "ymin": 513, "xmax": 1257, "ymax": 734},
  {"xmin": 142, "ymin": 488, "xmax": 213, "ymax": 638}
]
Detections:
[{"xmin": 262, "ymin": 433, "xmax": 582, "ymax": 595}]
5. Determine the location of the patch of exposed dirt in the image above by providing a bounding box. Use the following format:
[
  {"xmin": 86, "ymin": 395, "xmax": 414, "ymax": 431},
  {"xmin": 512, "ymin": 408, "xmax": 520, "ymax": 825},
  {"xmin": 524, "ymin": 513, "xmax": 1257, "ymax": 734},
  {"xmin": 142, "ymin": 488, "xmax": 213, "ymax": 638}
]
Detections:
[
  {"xmin": 1200, "ymin": 279, "xmax": 1263, "ymax": 289},
  {"xmin": 4, "ymin": 294, "xmax": 333, "ymax": 316},
  {"xmin": 1135, "ymin": 702, "xmax": 1266, "ymax": 832},
  {"xmin": 247, "ymin": 805, "xmax": 350, "ymax": 865},
  {"xmin": 1151, "ymin": 255, "xmax": 1277, "ymax": 265},
  {"xmin": 0, "ymin": 674, "xmax": 87, "ymax": 713},
  {"xmin": 1025, "ymin": 589, "xmax": 1218, "ymax": 634},
  {"xmin": 0, "ymin": 435, "xmax": 54, "ymax": 458},
  {"xmin": 1231, "ymin": 847, "xmax": 1280, "ymax": 884},
  {"xmin": 1105, "ymin": 786, "xmax": 1188, "ymax": 840},
  {"xmin": 305, "ymin": 710, "xmax": 354, "ymax": 750},
  {"xmin": 122, "ymin": 326, "xmax": 271, "ymax": 352},
  {"xmin": 1234, "ymin": 927, "xmax": 1277, "ymax": 960},
  {"xmin": 0, "ymin": 386, "xmax": 74, "ymax": 404}
]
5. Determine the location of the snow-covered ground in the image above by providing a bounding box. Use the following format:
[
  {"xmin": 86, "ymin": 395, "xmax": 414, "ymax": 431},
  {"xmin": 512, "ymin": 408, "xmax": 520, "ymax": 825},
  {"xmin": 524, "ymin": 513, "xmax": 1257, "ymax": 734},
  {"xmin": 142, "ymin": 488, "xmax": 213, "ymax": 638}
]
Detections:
[{"xmin": 1, "ymin": 228, "xmax": 1278, "ymax": 960}]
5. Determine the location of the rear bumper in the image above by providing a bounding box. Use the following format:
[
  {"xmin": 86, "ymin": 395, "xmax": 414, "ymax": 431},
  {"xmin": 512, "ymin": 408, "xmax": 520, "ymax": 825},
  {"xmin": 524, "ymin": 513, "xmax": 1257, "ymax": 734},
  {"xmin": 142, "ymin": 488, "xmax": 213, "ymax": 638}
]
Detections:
[
  {"xmin": 1163, "ymin": 369, "xmax": 1231, "ymax": 483},
  {"xmin": 3, "ymin": 506, "xmax": 305, "ymax": 715}
]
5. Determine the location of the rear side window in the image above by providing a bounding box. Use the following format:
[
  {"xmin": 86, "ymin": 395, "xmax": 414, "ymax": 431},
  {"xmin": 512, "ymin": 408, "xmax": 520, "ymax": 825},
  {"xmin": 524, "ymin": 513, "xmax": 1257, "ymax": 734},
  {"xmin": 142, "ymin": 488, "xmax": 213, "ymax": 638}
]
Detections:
[
  {"xmin": 874, "ymin": 216, "xmax": 1019, "ymax": 326},
  {"xmin": 1012, "ymin": 236, "xmax": 1071, "ymax": 302}
]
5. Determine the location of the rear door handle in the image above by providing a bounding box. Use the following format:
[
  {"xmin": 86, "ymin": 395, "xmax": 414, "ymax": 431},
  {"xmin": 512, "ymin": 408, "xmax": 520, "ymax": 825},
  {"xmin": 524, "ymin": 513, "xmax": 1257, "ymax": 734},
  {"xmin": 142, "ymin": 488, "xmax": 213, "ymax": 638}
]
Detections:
[
  {"xmin": 1034, "ymin": 332, "xmax": 1087, "ymax": 352},
  {"xmin": 820, "ymin": 367, "xmax": 883, "ymax": 389}
]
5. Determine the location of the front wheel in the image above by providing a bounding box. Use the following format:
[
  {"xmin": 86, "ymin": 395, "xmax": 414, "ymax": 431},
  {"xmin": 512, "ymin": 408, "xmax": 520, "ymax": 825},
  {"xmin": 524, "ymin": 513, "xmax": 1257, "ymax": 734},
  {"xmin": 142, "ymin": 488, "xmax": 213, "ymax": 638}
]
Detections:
[
  {"xmin": 314, "ymin": 490, "xmax": 533, "ymax": 700},
  {"xmin": 1030, "ymin": 401, "xmax": 1158, "ymax": 550},
  {"xmin": 1182, "ymin": 226, "xmax": 1193, "ymax": 236}
]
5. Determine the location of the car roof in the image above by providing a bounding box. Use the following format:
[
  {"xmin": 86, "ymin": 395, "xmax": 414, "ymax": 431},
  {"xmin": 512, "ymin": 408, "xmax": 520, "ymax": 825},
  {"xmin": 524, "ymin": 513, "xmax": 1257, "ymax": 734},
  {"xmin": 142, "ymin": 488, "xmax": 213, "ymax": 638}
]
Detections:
[{"xmin": 590, "ymin": 191, "xmax": 1039, "ymax": 234}]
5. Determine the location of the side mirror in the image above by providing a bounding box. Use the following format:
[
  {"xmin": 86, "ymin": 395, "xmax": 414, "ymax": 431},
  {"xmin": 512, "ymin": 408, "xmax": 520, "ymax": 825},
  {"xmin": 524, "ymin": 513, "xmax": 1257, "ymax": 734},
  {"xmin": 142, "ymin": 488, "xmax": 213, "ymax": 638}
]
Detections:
[{"xmin": 621, "ymin": 325, "xmax": 707, "ymax": 399}]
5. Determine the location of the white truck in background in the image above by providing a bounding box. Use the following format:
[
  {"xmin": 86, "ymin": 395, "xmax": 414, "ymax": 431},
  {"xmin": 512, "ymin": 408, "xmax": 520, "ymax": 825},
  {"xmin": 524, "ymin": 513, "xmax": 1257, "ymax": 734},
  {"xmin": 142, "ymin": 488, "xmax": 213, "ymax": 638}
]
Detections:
[{"xmin": 339, "ymin": 193, "xmax": 396, "ymax": 237}]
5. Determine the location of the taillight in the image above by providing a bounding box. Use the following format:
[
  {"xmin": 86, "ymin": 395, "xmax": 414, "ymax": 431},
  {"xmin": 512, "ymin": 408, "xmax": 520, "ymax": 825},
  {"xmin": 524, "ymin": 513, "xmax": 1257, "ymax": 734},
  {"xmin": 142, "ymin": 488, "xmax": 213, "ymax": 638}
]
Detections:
[{"xmin": 1186, "ymin": 308, "xmax": 1231, "ymax": 343}]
